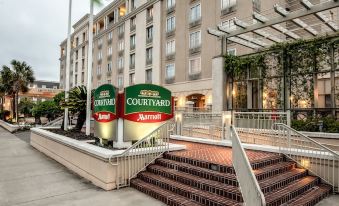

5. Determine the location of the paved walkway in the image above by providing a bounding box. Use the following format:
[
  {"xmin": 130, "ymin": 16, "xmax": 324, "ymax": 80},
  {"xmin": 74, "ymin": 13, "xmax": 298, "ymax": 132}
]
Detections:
[{"xmin": 0, "ymin": 127, "xmax": 164, "ymax": 206}]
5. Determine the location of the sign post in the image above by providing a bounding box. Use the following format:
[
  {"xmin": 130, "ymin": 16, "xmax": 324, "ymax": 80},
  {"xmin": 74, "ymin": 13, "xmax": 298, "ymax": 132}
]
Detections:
[{"xmin": 93, "ymin": 84, "xmax": 118, "ymax": 146}]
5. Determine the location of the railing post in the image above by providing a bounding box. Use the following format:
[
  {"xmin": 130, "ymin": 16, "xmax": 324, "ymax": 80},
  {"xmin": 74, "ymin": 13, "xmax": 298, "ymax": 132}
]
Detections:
[
  {"xmin": 222, "ymin": 111, "xmax": 232, "ymax": 140},
  {"xmin": 287, "ymin": 110, "xmax": 291, "ymax": 127},
  {"xmin": 175, "ymin": 112, "xmax": 182, "ymax": 136}
]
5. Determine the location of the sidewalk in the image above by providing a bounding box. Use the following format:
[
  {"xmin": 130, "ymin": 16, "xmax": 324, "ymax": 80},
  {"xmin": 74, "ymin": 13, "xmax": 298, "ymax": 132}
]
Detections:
[{"xmin": 0, "ymin": 127, "xmax": 164, "ymax": 206}]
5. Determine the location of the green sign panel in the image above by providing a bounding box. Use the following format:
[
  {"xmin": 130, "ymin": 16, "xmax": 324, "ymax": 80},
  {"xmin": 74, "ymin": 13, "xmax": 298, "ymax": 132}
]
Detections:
[
  {"xmin": 93, "ymin": 84, "xmax": 117, "ymax": 123},
  {"xmin": 123, "ymin": 84, "xmax": 173, "ymax": 123}
]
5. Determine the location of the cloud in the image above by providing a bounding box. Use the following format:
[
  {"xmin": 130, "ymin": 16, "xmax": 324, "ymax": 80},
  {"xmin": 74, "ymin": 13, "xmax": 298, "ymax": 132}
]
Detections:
[{"xmin": 0, "ymin": 0, "xmax": 110, "ymax": 82}]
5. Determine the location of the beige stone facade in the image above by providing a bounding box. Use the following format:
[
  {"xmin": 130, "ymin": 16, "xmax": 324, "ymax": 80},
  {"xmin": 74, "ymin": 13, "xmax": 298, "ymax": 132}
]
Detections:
[{"xmin": 60, "ymin": 0, "xmax": 283, "ymax": 110}]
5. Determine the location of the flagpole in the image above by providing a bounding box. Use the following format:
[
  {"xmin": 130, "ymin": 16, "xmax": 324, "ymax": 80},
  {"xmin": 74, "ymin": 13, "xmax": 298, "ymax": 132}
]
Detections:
[
  {"xmin": 64, "ymin": 0, "xmax": 72, "ymax": 131},
  {"xmin": 86, "ymin": 0, "xmax": 94, "ymax": 135}
]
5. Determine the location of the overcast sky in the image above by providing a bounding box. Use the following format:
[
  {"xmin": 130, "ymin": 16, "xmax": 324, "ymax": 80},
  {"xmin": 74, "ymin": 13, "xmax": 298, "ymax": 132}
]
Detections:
[{"xmin": 0, "ymin": 0, "xmax": 112, "ymax": 82}]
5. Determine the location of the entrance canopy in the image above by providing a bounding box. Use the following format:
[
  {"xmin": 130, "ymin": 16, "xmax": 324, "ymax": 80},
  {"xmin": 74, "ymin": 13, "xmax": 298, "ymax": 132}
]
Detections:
[{"xmin": 208, "ymin": 0, "xmax": 339, "ymax": 52}]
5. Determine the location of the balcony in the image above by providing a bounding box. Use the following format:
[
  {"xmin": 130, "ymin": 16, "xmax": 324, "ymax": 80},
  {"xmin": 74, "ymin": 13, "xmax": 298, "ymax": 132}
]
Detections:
[
  {"xmin": 189, "ymin": 72, "xmax": 201, "ymax": 80},
  {"xmin": 118, "ymin": 32, "xmax": 124, "ymax": 39},
  {"xmin": 165, "ymin": 76, "xmax": 175, "ymax": 84},
  {"xmin": 129, "ymin": 64, "xmax": 135, "ymax": 70},
  {"xmin": 107, "ymin": 38, "xmax": 112, "ymax": 44},
  {"xmin": 167, "ymin": 6, "xmax": 175, "ymax": 14},
  {"xmin": 118, "ymin": 67, "xmax": 124, "ymax": 73},
  {"xmin": 166, "ymin": 53, "xmax": 175, "ymax": 61},
  {"xmin": 146, "ymin": 58, "xmax": 152, "ymax": 66},
  {"xmin": 221, "ymin": 5, "xmax": 236, "ymax": 16},
  {"xmin": 146, "ymin": 15, "xmax": 153, "ymax": 24},
  {"xmin": 189, "ymin": 45, "xmax": 201, "ymax": 55},
  {"xmin": 118, "ymin": 50, "xmax": 124, "ymax": 56},
  {"xmin": 146, "ymin": 37, "xmax": 153, "ymax": 45},
  {"xmin": 107, "ymin": 55, "xmax": 112, "ymax": 61},
  {"xmin": 189, "ymin": 18, "xmax": 202, "ymax": 28},
  {"xmin": 130, "ymin": 44, "xmax": 136, "ymax": 51},
  {"xmin": 166, "ymin": 29, "xmax": 175, "ymax": 38},
  {"xmin": 130, "ymin": 24, "xmax": 136, "ymax": 32}
]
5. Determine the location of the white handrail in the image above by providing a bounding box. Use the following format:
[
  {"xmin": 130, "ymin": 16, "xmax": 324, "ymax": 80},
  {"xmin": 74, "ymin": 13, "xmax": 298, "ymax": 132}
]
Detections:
[
  {"xmin": 231, "ymin": 125, "xmax": 266, "ymax": 206},
  {"xmin": 109, "ymin": 121, "xmax": 173, "ymax": 189},
  {"xmin": 274, "ymin": 123, "xmax": 339, "ymax": 192}
]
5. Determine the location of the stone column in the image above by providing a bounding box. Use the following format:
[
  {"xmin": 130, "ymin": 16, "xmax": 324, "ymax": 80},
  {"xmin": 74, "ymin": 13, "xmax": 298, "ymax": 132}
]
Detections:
[{"xmin": 212, "ymin": 56, "xmax": 226, "ymax": 112}]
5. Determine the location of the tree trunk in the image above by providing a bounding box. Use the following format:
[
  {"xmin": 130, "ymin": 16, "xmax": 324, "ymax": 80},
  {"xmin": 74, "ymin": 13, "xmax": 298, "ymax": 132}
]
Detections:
[
  {"xmin": 35, "ymin": 116, "xmax": 41, "ymax": 125},
  {"xmin": 15, "ymin": 92, "xmax": 18, "ymax": 122},
  {"xmin": 75, "ymin": 110, "xmax": 86, "ymax": 132}
]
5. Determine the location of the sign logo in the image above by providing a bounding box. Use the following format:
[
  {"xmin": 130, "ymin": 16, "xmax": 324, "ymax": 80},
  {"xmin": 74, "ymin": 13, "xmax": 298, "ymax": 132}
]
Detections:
[
  {"xmin": 93, "ymin": 84, "xmax": 117, "ymax": 123},
  {"xmin": 123, "ymin": 84, "xmax": 173, "ymax": 123}
]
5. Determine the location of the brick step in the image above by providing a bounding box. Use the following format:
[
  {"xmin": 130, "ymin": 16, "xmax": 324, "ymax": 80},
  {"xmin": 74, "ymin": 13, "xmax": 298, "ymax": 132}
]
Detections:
[
  {"xmin": 131, "ymin": 178, "xmax": 203, "ymax": 206},
  {"xmin": 137, "ymin": 171, "xmax": 241, "ymax": 206},
  {"xmin": 287, "ymin": 184, "xmax": 332, "ymax": 206},
  {"xmin": 265, "ymin": 176, "xmax": 319, "ymax": 206},
  {"xmin": 259, "ymin": 168, "xmax": 308, "ymax": 194},
  {"xmin": 155, "ymin": 158, "xmax": 238, "ymax": 186},
  {"xmin": 254, "ymin": 161, "xmax": 296, "ymax": 181},
  {"xmin": 147, "ymin": 164, "xmax": 242, "ymax": 202},
  {"xmin": 164, "ymin": 152, "xmax": 284, "ymax": 173}
]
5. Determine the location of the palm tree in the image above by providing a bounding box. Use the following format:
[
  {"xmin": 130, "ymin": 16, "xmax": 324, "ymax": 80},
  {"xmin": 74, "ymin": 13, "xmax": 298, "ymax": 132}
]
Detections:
[{"xmin": 1, "ymin": 60, "xmax": 35, "ymax": 122}]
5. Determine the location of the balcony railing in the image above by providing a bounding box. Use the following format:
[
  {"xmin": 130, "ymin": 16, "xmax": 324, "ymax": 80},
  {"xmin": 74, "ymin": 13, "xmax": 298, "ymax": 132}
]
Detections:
[
  {"xmin": 166, "ymin": 29, "xmax": 175, "ymax": 38},
  {"xmin": 118, "ymin": 67, "xmax": 124, "ymax": 73},
  {"xmin": 146, "ymin": 58, "xmax": 152, "ymax": 66},
  {"xmin": 188, "ymin": 71, "xmax": 201, "ymax": 80},
  {"xmin": 189, "ymin": 18, "xmax": 202, "ymax": 28},
  {"xmin": 146, "ymin": 37, "xmax": 153, "ymax": 45},
  {"xmin": 118, "ymin": 32, "xmax": 124, "ymax": 39},
  {"xmin": 167, "ymin": 6, "xmax": 175, "ymax": 14},
  {"xmin": 221, "ymin": 4, "xmax": 237, "ymax": 16},
  {"xmin": 130, "ymin": 44, "xmax": 136, "ymax": 51},
  {"xmin": 146, "ymin": 15, "xmax": 153, "ymax": 24},
  {"xmin": 166, "ymin": 53, "xmax": 175, "ymax": 61},
  {"xmin": 118, "ymin": 50, "xmax": 124, "ymax": 56},
  {"xmin": 97, "ymin": 74, "xmax": 102, "ymax": 79},
  {"xmin": 107, "ymin": 38, "xmax": 112, "ymax": 44},
  {"xmin": 130, "ymin": 24, "xmax": 136, "ymax": 32},
  {"xmin": 107, "ymin": 71, "xmax": 112, "ymax": 76},
  {"xmin": 189, "ymin": 45, "xmax": 201, "ymax": 55},
  {"xmin": 107, "ymin": 55, "xmax": 112, "ymax": 61},
  {"xmin": 129, "ymin": 64, "xmax": 135, "ymax": 70},
  {"xmin": 165, "ymin": 76, "xmax": 175, "ymax": 84}
]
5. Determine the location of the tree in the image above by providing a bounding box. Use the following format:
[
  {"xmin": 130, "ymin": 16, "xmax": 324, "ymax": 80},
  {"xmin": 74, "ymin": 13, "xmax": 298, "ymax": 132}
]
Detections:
[
  {"xmin": 18, "ymin": 98, "xmax": 35, "ymax": 117},
  {"xmin": 32, "ymin": 100, "xmax": 59, "ymax": 125},
  {"xmin": 1, "ymin": 60, "xmax": 35, "ymax": 122}
]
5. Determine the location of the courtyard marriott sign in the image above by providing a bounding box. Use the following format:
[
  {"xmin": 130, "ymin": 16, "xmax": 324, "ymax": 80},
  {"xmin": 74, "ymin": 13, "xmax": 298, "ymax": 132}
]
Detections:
[
  {"xmin": 123, "ymin": 84, "xmax": 173, "ymax": 141},
  {"xmin": 93, "ymin": 84, "xmax": 118, "ymax": 143}
]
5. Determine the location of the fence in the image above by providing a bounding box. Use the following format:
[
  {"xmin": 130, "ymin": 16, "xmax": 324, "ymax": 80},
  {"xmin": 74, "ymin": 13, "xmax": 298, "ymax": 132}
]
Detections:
[
  {"xmin": 274, "ymin": 123, "xmax": 339, "ymax": 193},
  {"xmin": 231, "ymin": 126, "xmax": 266, "ymax": 206},
  {"xmin": 181, "ymin": 112, "xmax": 224, "ymax": 140},
  {"xmin": 110, "ymin": 122, "xmax": 173, "ymax": 189}
]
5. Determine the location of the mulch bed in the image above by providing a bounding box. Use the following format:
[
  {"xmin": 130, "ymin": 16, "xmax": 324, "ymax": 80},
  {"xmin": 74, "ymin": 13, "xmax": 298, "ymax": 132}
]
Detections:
[{"xmin": 47, "ymin": 129, "xmax": 96, "ymax": 141}]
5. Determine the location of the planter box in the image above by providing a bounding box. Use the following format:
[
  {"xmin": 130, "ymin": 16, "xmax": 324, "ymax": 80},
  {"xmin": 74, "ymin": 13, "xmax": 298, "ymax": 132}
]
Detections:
[
  {"xmin": 30, "ymin": 128, "xmax": 185, "ymax": 190},
  {"xmin": 0, "ymin": 120, "xmax": 20, "ymax": 133}
]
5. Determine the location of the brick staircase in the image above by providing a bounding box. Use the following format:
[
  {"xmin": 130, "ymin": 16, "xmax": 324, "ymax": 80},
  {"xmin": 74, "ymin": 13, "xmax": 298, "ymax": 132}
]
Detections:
[{"xmin": 131, "ymin": 151, "xmax": 332, "ymax": 206}]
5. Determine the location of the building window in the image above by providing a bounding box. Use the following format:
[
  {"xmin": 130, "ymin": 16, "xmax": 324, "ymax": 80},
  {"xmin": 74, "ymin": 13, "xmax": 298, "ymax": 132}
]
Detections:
[
  {"xmin": 82, "ymin": 46, "xmax": 85, "ymax": 58},
  {"xmin": 129, "ymin": 73, "xmax": 135, "ymax": 85},
  {"xmin": 146, "ymin": 26, "xmax": 153, "ymax": 40},
  {"xmin": 108, "ymin": 46, "xmax": 113, "ymax": 56},
  {"xmin": 118, "ymin": 24, "xmax": 124, "ymax": 35},
  {"xmin": 118, "ymin": 75, "xmax": 124, "ymax": 88},
  {"xmin": 81, "ymin": 72, "xmax": 84, "ymax": 83},
  {"xmin": 190, "ymin": 4, "xmax": 201, "ymax": 22},
  {"xmin": 166, "ymin": 64, "xmax": 175, "ymax": 79},
  {"xmin": 76, "ymin": 50, "xmax": 79, "ymax": 59},
  {"xmin": 146, "ymin": 69, "xmax": 152, "ymax": 83},
  {"xmin": 222, "ymin": 17, "xmax": 236, "ymax": 31},
  {"xmin": 189, "ymin": 31, "xmax": 201, "ymax": 49},
  {"xmin": 82, "ymin": 32, "xmax": 86, "ymax": 42},
  {"xmin": 108, "ymin": 31, "xmax": 113, "ymax": 40},
  {"xmin": 75, "ymin": 75, "xmax": 78, "ymax": 85},
  {"xmin": 325, "ymin": 94, "xmax": 331, "ymax": 108},
  {"xmin": 166, "ymin": 40, "xmax": 175, "ymax": 55},
  {"xmin": 221, "ymin": 0, "xmax": 236, "ymax": 9},
  {"xmin": 131, "ymin": 16, "xmax": 136, "ymax": 28},
  {"xmin": 108, "ymin": 62, "xmax": 112, "ymax": 72},
  {"xmin": 131, "ymin": 0, "xmax": 136, "ymax": 10},
  {"xmin": 147, "ymin": 7, "xmax": 154, "ymax": 19},
  {"xmin": 130, "ymin": 34, "xmax": 136, "ymax": 48},
  {"xmin": 97, "ymin": 65, "xmax": 102, "ymax": 75},
  {"xmin": 118, "ymin": 57, "xmax": 124, "ymax": 68},
  {"xmin": 146, "ymin": 47, "xmax": 153, "ymax": 64},
  {"xmin": 166, "ymin": 16, "xmax": 175, "ymax": 32},
  {"xmin": 189, "ymin": 57, "xmax": 201, "ymax": 75},
  {"xmin": 98, "ymin": 51, "xmax": 103, "ymax": 60},
  {"xmin": 167, "ymin": 0, "xmax": 175, "ymax": 8},
  {"xmin": 227, "ymin": 48, "xmax": 236, "ymax": 56},
  {"xmin": 130, "ymin": 53, "xmax": 135, "ymax": 67}
]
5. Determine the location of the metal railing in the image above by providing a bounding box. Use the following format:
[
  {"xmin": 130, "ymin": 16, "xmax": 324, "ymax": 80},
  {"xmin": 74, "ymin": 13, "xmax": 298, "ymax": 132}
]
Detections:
[
  {"xmin": 274, "ymin": 123, "xmax": 339, "ymax": 193},
  {"xmin": 231, "ymin": 125, "xmax": 266, "ymax": 206},
  {"xmin": 43, "ymin": 116, "xmax": 64, "ymax": 127},
  {"xmin": 181, "ymin": 112, "xmax": 223, "ymax": 140},
  {"xmin": 109, "ymin": 121, "xmax": 173, "ymax": 189}
]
